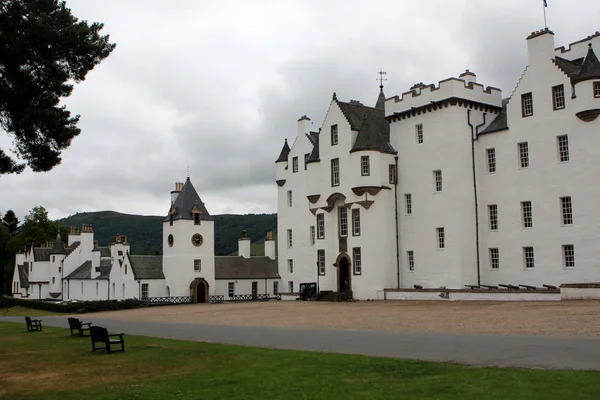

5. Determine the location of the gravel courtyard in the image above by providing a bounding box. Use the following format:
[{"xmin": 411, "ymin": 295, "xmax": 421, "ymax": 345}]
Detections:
[{"xmin": 87, "ymin": 300, "xmax": 600, "ymax": 337}]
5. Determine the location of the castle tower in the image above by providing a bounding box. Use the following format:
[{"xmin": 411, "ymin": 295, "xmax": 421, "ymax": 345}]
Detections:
[{"xmin": 162, "ymin": 178, "xmax": 215, "ymax": 302}]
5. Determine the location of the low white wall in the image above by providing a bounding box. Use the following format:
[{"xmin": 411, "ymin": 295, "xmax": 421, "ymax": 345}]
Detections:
[
  {"xmin": 385, "ymin": 290, "xmax": 561, "ymax": 301},
  {"xmin": 561, "ymin": 288, "xmax": 600, "ymax": 300},
  {"xmin": 280, "ymin": 293, "xmax": 298, "ymax": 301}
]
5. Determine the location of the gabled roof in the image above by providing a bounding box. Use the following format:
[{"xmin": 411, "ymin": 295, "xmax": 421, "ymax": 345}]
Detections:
[
  {"xmin": 66, "ymin": 242, "xmax": 80, "ymax": 256},
  {"xmin": 98, "ymin": 259, "xmax": 112, "ymax": 279},
  {"xmin": 128, "ymin": 254, "xmax": 165, "ymax": 279},
  {"xmin": 163, "ymin": 178, "xmax": 212, "ymax": 222},
  {"xmin": 275, "ymin": 139, "xmax": 291, "ymax": 163},
  {"xmin": 215, "ymin": 256, "xmax": 279, "ymax": 279},
  {"xmin": 480, "ymin": 98, "xmax": 510, "ymax": 135},
  {"xmin": 306, "ymin": 131, "xmax": 320, "ymax": 164},
  {"xmin": 18, "ymin": 265, "xmax": 29, "ymax": 288},
  {"xmin": 33, "ymin": 248, "xmax": 52, "ymax": 262},
  {"xmin": 99, "ymin": 247, "xmax": 111, "ymax": 257},
  {"xmin": 554, "ymin": 44, "xmax": 600, "ymax": 84},
  {"xmin": 50, "ymin": 235, "xmax": 66, "ymax": 255},
  {"xmin": 65, "ymin": 261, "xmax": 92, "ymax": 280},
  {"xmin": 336, "ymin": 100, "xmax": 396, "ymax": 154}
]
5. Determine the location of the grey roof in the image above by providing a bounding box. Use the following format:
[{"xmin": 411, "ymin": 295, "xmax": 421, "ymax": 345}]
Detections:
[
  {"xmin": 554, "ymin": 45, "xmax": 600, "ymax": 84},
  {"xmin": 215, "ymin": 256, "xmax": 279, "ymax": 279},
  {"xmin": 163, "ymin": 178, "xmax": 212, "ymax": 222},
  {"xmin": 18, "ymin": 265, "xmax": 29, "ymax": 288},
  {"xmin": 275, "ymin": 139, "xmax": 291, "ymax": 163},
  {"xmin": 336, "ymin": 99, "xmax": 396, "ymax": 154},
  {"xmin": 33, "ymin": 248, "xmax": 52, "ymax": 262},
  {"xmin": 50, "ymin": 235, "xmax": 66, "ymax": 255},
  {"xmin": 66, "ymin": 242, "xmax": 80, "ymax": 256},
  {"xmin": 99, "ymin": 247, "xmax": 111, "ymax": 257},
  {"xmin": 128, "ymin": 254, "xmax": 165, "ymax": 279},
  {"xmin": 375, "ymin": 88, "xmax": 386, "ymax": 110},
  {"xmin": 480, "ymin": 98, "xmax": 509, "ymax": 135},
  {"xmin": 98, "ymin": 259, "xmax": 112, "ymax": 279},
  {"xmin": 65, "ymin": 261, "xmax": 92, "ymax": 280},
  {"xmin": 306, "ymin": 131, "xmax": 320, "ymax": 164}
]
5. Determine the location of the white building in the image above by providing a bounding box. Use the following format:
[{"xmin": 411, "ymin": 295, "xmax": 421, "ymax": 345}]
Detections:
[
  {"xmin": 276, "ymin": 29, "xmax": 600, "ymax": 299},
  {"xmin": 11, "ymin": 178, "xmax": 280, "ymax": 303}
]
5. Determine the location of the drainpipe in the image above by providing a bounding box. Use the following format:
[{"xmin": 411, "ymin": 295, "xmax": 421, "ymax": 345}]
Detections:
[
  {"xmin": 467, "ymin": 109, "xmax": 487, "ymax": 287},
  {"xmin": 394, "ymin": 156, "xmax": 401, "ymax": 289}
]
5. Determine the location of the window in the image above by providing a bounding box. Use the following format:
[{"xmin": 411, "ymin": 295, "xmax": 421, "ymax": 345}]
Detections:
[
  {"xmin": 561, "ymin": 196, "xmax": 573, "ymax": 225},
  {"xmin": 304, "ymin": 153, "xmax": 309, "ymax": 170},
  {"xmin": 292, "ymin": 156, "xmax": 298, "ymax": 173},
  {"xmin": 52, "ymin": 277, "xmax": 55, "ymax": 284},
  {"xmin": 416, "ymin": 124, "xmax": 423, "ymax": 144},
  {"xmin": 288, "ymin": 281, "xmax": 294, "ymax": 292},
  {"xmin": 287, "ymin": 229, "xmax": 293, "ymax": 248},
  {"xmin": 141, "ymin": 283, "xmax": 149, "ymax": 299},
  {"xmin": 273, "ymin": 281, "xmax": 279, "ymax": 295},
  {"xmin": 194, "ymin": 259, "xmax": 201, "ymax": 272},
  {"xmin": 487, "ymin": 148, "xmax": 496, "ymax": 173},
  {"xmin": 563, "ymin": 245, "xmax": 575, "ymax": 268},
  {"xmin": 352, "ymin": 209, "xmax": 360, "ymax": 236},
  {"xmin": 553, "ymin": 85, "xmax": 565, "ymax": 110},
  {"xmin": 170, "ymin": 214, "xmax": 173, "ymax": 226},
  {"xmin": 331, "ymin": 158, "xmax": 340, "ymax": 186},
  {"xmin": 125, "ymin": 264, "xmax": 128, "ymax": 274},
  {"xmin": 521, "ymin": 201, "xmax": 533, "ymax": 228},
  {"xmin": 518, "ymin": 142, "xmax": 529, "ymax": 168},
  {"xmin": 361, "ymin": 156, "xmax": 370, "ymax": 176},
  {"xmin": 433, "ymin": 170, "xmax": 442, "ymax": 192},
  {"xmin": 287, "ymin": 190, "xmax": 293, "ymax": 207},
  {"xmin": 112, "ymin": 283, "xmax": 115, "ymax": 298},
  {"xmin": 488, "ymin": 204, "xmax": 498, "ymax": 231},
  {"xmin": 389, "ymin": 165, "xmax": 397, "ymax": 185},
  {"xmin": 228, "ymin": 282, "xmax": 235, "ymax": 297},
  {"xmin": 331, "ymin": 125, "xmax": 338, "ymax": 145},
  {"xmin": 523, "ymin": 247, "xmax": 535, "ymax": 269},
  {"xmin": 194, "ymin": 213, "xmax": 200, "ymax": 225},
  {"xmin": 405, "ymin": 194, "xmax": 412, "ymax": 215},
  {"xmin": 557, "ymin": 135, "xmax": 569, "ymax": 162},
  {"xmin": 339, "ymin": 207, "xmax": 348, "ymax": 237},
  {"xmin": 436, "ymin": 227, "xmax": 445, "ymax": 249},
  {"xmin": 118, "ymin": 250, "xmax": 123, "ymax": 256},
  {"xmin": 58, "ymin": 267, "xmax": 61, "ymax": 273},
  {"xmin": 353, "ymin": 247, "xmax": 362, "ymax": 275},
  {"xmin": 318, "ymin": 249, "xmax": 326, "ymax": 276},
  {"xmin": 595, "ymin": 82, "xmax": 600, "ymax": 98},
  {"xmin": 288, "ymin": 259, "xmax": 294, "ymax": 273},
  {"xmin": 407, "ymin": 250, "xmax": 414, "ymax": 272},
  {"xmin": 310, "ymin": 226, "xmax": 316, "ymax": 245},
  {"xmin": 122, "ymin": 283, "xmax": 125, "ymax": 298},
  {"xmin": 522, "ymin": 92, "xmax": 533, "ymax": 117},
  {"xmin": 490, "ymin": 248, "xmax": 499, "ymax": 269},
  {"xmin": 52, "ymin": 256, "xmax": 55, "ymax": 263},
  {"xmin": 81, "ymin": 282, "xmax": 83, "ymax": 295},
  {"xmin": 317, "ymin": 214, "xmax": 325, "ymax": 239},
  {"xmin": 96, "ymin": 282, "xmax": 99, "ymax": 296}
]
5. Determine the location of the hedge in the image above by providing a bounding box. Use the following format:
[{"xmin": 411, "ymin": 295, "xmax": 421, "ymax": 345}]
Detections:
[{"xmin": 2, "ymin": 297, "xmax": 146, "ymax": 314}]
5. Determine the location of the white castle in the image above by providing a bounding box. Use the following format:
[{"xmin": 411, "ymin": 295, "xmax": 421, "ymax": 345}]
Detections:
[{"xmin": 276, "ymin": 28, "xmax": 600, "ymax": 300}]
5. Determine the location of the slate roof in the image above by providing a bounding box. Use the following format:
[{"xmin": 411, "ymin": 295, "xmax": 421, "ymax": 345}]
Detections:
[
  {"xmin": 375, "ymin": 88, "xmax": 386, "ymax": 110},
  {"xmin": 275, "ymin": 139, "xmax": 291, "ymax": 163},
  {"xmin": 215, "ymin": 256, "xmax": 279, "ymax": 279},
  {"xmin": 306, "ymin": 131, "xmax": 320, "ymax": 163},
  {"xmin": 128, "ymin": 255, "xmax": 165, "ymax": 279},
  {"xmin": 18, "ymin": 265, "xmax": 29, "ymax": 288},
  {"xmin": 480, "ymin": 98, "xmax": 510, "ymax": 135},
  {"xmin": 99, "ymin": 247, "xmax": 111, "ymax": 257},
  {"xmin": 33, "ymin": 248, "xmax": 52, "ymax": 262},
  {"xmin": 65, "ymin": 261, "xmax": 92, "ymax": 280},
  {"xmin": 336, "ymin": 100, "xmax": 396, "ymax": 154},
  {"xmin": 66, "ymin": 242, "xmax": 80, "ymax": 256},
  {"xmin": 50, "ymin": 236, "xmax": 66, "ymax": 255},
  {"xmin": 163, "ymin": 178, "xmax": 212, "ymax": 222},
  {"xmin": 98, "ymin": 259, "xmax": 112, "ymax": 279},
  {"xmin": 554, "ymin": 45, "xmax": 600, "ymax": 84}
]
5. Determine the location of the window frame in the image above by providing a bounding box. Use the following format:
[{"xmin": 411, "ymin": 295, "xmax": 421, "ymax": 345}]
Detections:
[
  {"xmin": 521, "ymin": 92, "xmax": 533, "ymax": 117},
  {"xmin": 389, "ymin": 164, "xmax": 397, "ymax": 184},
  {"xmin": 552, "ymin": 84, "xmax": 565, "ymax": 110},
  {"xmin": 331, "ymin": 158, "xmax": 340, "ymax": 186},
  {"xmin": 523, "ymin": 246, "xmax": 535, "ymax": 269},
  {"xmin": 433, "ymin": 170, "xmax": 443, "ymax": 192},
  {"xmin": 560, "ymin": 196, "xmax": 573, "ymax": 226},
  {"xmin": 273, "ymin": 281, "xmax": 279, "ymax": 295},
  {"xmin": 318, "ymin": 249, "xmax": 326, "ymax": 276},
  {"xmin": 339, "ymin": 207, "xmax": 348, "ymax": 237},
  {"xmin": 521, "ymin": 201, "xmax": 533, "ymax": 228},
  {"xmin": 310, "ymin": 225, "xmax": 316, "ymax": 245},
  {"xmin": 141, "ymin": 283, "xmax": 149, "ymax": 299},
  {"xmin": 594, "ymin": 81, "xmax": 600, "ymax": 98},
  {"xmin": 557, "ymin": 135, "xmax": 569, "ymax": 163},
  {"xmin": 287, "ymin": 259, "xmax": 293, "ymax": 274},
  {"xmin": 415, "ymin": 124, "xmax": 423, "ymax": 144},
  {"xmin": 405, "ymin": 193, "xmax": 412, "ymax": 215},
  {"xmin": 361, "ymin": 155, "xmax": 370, "ymax": 176},
  {"xmin": 352, "ymin": 247, "xmax": 362, "ymax": 275},
  {"xmin": 228, "ymin": 282, "xmax": 235, "ymax": 297},
  {"xmin": 194, "ymin": 259, "xmax": 201, "ymax": 272},
  {"xmin": 352, "ymin": 208, "xmax": 361, "ymax": 236},
  {"xmin": 563, "ymin": 244, "xmax": 575, "ymax": 268},
  {"xmin": 287, "ymin": 190, "xmax": 293, "ymax": 207},
  {"xmin": 304, "ymin": 153, "xmax": 309, "ymax": 170},
  {"xmin": 287, "ymin": 229, "xmax": 293, "ymax": 248},
  {"xmin": 288, "ymin": 281, "xmax": 294, "ymax": 293},
  {"xmin": 331, "ymin": 124, "xmax": 338, "ymax": 145},
  {"xmin": 292, "ymin": 156, "xmax": 298, "ymax": 173},
  {"xmin": 518, "ymin": 142, "xmax": 529, "ymax": 169},
  {"xmin": 486, "ymin": 148, "xmax": 496, "ymax": 173},
  {"xmin": 317, "ymin": 214, "xmax": 325, "ymax": 239},
  {"xmin": 407, "ymin": 250, "xmax": 414, "ymax": 272},
  {"xmin": 488, "ymin": 204, "xmax": 498, "ymax": 231},
  {"xmin": 436, "ymin": 227, "xmax": 445, "ymax": 250},
  {"xmin": 489, "ymin": 248, "xmax": 499, "ymax": 270}
]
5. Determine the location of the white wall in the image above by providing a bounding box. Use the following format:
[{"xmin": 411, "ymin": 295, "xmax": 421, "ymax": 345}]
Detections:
[{"xmin": 215, "ymin": 279, "xmax": 281, "ymax": 299}]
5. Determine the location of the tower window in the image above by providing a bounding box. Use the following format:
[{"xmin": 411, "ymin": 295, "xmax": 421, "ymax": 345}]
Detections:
[
  {"xmin": 594, "ymin": 82, "xmax": 600, "ymax": 98},
  {"xmin": 518, "ymin": 142, "xmax": 529, "ymax": 168},
  {"xmin": 416, "ymin": 124, "xmax": 423, "ymax": 144},
  {"xmin": 361, "ymin": 156, "xmax": 370, "ymax": 176},
  {"xmin": 331, "ymin": 125, "xmax": 338, "ymax": 145},
  {"xmin": 552, "ymin": 85, "xmax": 565, "ymax": 110},
  {"xmin": 194, "ymin": 213, "xmax": 200, "ymax": 225},
  {"xmin": 292, "ymin": 156, "xmax": 298, "ymax": 173},
  {"xmin": 521, "ymin": 92, "xmax": 533, "ymax": 117}
]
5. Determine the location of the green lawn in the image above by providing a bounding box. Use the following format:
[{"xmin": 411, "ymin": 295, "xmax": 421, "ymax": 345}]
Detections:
[
  {"xmin": 1, "ymin": 322, "xmax": 599, "ymax": 400},
  {"xmin": 0, "ymin": 305, "xmax": 64, "ymax": 317}
]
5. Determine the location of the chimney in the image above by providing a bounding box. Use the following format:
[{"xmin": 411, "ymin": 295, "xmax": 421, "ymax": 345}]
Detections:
[
  {"xmin": 265, "ymin": 231, "xmax": 276, "ymax": 260},
  {"xmin": 297, "ymin": 115, "xmax": 311, "ymax": 137},
  {"xmin": 93, "ymin": 240, "xmax": 99, "ymax": 250},
  {"xmin": 459, "ymin": 69, "xmax": 476, "ymax": 85},
  {"xmin": 526, "ymin": 28, "xmax": 555, "ymax": 67},
  {"xmin": 116, "ymin": 234, "xmax": 121, "ymax": 243},
  {"xmin": 238, "ymin": 230, "xmax": 251, "ymax": 258},
  {"xmin": 171, "ymin": 182, "xmax": 184, "ymax": 203},
  {"xmin": 122, "ymin": 235, "xmax": 128, "ymax": 245}
]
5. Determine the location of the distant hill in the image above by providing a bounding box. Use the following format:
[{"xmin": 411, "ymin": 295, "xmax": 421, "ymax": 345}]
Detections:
[{"xmin": 59, "ymin": 211, "xmax": 277, "ymax": 256}]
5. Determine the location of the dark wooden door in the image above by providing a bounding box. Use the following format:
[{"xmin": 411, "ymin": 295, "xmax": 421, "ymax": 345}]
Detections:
[{"xmin": 252, "ymin": 282, "xmax": 258, "ymax": 299}]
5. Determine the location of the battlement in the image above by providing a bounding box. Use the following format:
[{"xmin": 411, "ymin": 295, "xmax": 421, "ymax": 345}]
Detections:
[
  {"xmin": 385, "ymin": 76, "xmax": 502, "ymax": 117},
  {"xmin": 554, "ymin": 31, "xmax": 600, "ymax": 61},
  {"xmin": 555, "ymin": 31, "xmax": 600, "ymax": 55}
]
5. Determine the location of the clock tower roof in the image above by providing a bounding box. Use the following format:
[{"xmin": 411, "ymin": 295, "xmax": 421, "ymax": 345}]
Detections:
[{"xmin": 164, "ymin": 177, "xmax": 213, "ymax": 222}]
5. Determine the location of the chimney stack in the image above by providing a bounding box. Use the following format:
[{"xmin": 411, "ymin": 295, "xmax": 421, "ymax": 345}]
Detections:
[
  {"xmin": 93, "ymin": 240, "xmax": 99, "ymax": 250},
  {"xmin": 171, "ymin": 182, "xmax": 184, "ymax": 203},
  {"xmin": 122, "ymin": 235, "xmax": 128, "ymax": 245},
  {"xmin": 298, "ymin": 115, "xmax": 312, "ymax": 138},
  {"xmin": 116, "ymin": 234, "xmax": 121, "ymax": 243},
  {"xmin": 459, "ymin": 69, "xmax": 476, "ymax": 85},
  {"xmin": 238, "ymin": 230, "xmax": 251, "ymax": 258},
  {"xmin": 265, "ymin": 231, "xmax": 276, "ymax": 260}
]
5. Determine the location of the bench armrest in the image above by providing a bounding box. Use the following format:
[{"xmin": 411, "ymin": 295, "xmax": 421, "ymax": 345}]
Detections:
[
  {"xmin": 81, "ymin": 322, "xmax": 92, "ymax": 327},
  {"xmin": 107, "ymin": 333, "xmax": 125, "ymax": 337},
  {"xmin": 31, "ymin": 319, "xmax": 41, "ymax": 322}
]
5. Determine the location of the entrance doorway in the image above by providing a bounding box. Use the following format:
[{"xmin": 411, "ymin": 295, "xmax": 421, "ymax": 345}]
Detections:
[
  {"xmin": 252, "ymin": 282, "xmax": 258, "ymax": 299},
  {"xmin": 189, "ymin": 278, "xmax": 209, "ymax": 303},
  {"xmin": 337, "ymin": 255, "xmax": 351, "ymax": 293}
]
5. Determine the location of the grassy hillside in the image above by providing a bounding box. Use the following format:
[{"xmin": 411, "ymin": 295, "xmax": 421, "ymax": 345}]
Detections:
[{"xmin": 59, "ymin": 211, "xmax": 277, "ymax": 256}]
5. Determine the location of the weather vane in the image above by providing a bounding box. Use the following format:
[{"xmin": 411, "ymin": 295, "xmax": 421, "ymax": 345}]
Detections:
[{"xmin": 377, "ymin": 68, "xmax": 387, "ymax": 89}]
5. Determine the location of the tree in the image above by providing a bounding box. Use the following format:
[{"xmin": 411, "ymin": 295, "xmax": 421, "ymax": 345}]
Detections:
[
  {"xmin": 0, "ymin": 0, "xmax": 116, "ymax": 174},
  {"xmin": 2, "ymin": 209, "xmax": 19, "ymax": 235}
]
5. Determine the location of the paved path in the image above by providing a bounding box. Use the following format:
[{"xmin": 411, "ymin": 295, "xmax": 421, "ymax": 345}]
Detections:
[{"xmin": 3, "ymin": 316, "xmax": 600, "ymax": 370}]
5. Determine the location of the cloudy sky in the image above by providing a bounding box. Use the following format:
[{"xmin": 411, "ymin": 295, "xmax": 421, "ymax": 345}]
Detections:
[{"xmin": 1, "ymin": 0, "xmax": 598, "ymax": 221}]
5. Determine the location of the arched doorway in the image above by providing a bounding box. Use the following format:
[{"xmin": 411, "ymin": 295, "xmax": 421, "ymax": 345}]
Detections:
[
  {"xmin": 189, "ymin": 278, "xmax": 210, "ymax": 303},
  {"xmin": 336, "ymin": 254, "xmax": 351, "ymax": 293}
]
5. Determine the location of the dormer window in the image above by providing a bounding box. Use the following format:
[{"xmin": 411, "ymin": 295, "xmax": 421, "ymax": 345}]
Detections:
[
  {"xmin": 194, "ymin": 213, "xmax": 200, "ymax": 225},
  {"xmin": 192, "ymin": 200, "xmax": 202, "ymax": 225}
]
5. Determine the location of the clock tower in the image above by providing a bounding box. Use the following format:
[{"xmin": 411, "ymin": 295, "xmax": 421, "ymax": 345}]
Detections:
[{"xmin": 162, "ymin": 178, "xmax": 215, "ymax": 302}]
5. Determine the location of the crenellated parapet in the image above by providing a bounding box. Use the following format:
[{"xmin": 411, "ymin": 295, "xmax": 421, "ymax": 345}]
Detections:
[{"xmin": 385, "ymin": 76, "xmax": 502, "ymax": 118}]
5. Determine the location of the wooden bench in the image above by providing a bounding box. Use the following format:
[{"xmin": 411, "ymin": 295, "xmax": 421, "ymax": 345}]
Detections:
[
  {"xmin": 519, "ymin": 284, "xmax": 537, "ymax": 291},
  {"xmin": 68, "ymin": 317, "xmax": 92, "ymax": 337},
  {"xmin": 464, "ymin": 285, "xmax": 480, "ymax": 289},
  {"xmin": 90, "ymin": 326, "xmax": 125, "ymax": 353},
  {"xmin": 543, "ymin": 284, "xmax": 558, "ymax": 290},
  {"xmin": 25, "ymin": 316, "xmax": 42, "ymax": 332},
  {"xmin": 480, "ymin": 284, "xmax": 498, "ymax": 290},
  {"xmin": 499, "ymin": 284, "xmax": 520, "ymax": 290}
]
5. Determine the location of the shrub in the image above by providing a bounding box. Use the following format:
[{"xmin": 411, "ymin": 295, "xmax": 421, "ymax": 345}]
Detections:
[{"xmin": 4, "ymin": 297, "xmax": 147, "ymax": 313}]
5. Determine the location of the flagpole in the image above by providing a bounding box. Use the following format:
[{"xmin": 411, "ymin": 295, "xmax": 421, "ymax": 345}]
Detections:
[{"xmin": 543, "ymin": 0, "xmax": 547, "ymax": 29}]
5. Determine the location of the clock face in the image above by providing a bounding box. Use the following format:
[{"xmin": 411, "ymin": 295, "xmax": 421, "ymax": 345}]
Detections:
[
  {"xmin": 168, "ymin": 234, "xmax": 174, "ymax": 247},
  {"xmin": 191, "ymin": 233, "xmax": 203, "ymax": 247}
]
